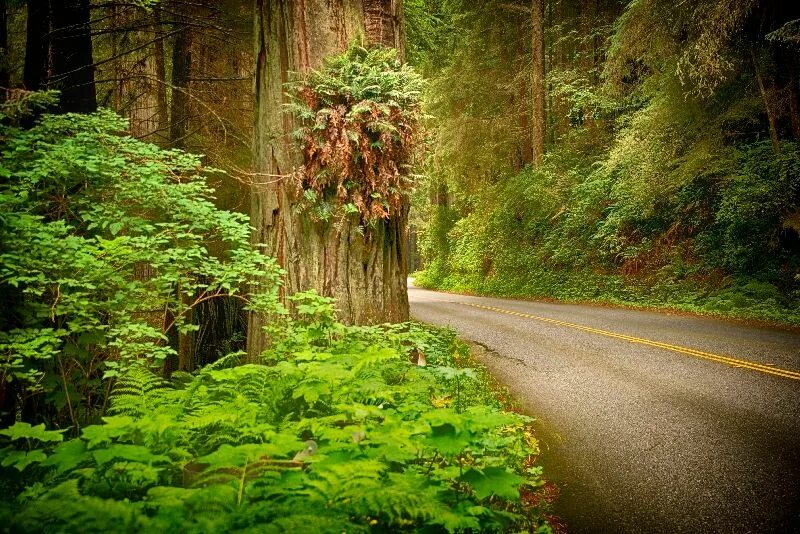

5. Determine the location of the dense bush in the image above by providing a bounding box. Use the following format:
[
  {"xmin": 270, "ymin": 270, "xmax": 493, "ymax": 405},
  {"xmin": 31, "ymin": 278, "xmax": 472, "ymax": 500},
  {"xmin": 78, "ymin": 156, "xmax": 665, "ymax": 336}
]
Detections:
[
  {"xmin": 0, "ymin": 92, "xmax": 279, "ymax": 427},
  {"xmin": 0, "ymin": 303, "xmax": 550, "ymax": 532},
  {"xmin": 287, "ymin": 43, "xmax": 424, "ymax": 224}
]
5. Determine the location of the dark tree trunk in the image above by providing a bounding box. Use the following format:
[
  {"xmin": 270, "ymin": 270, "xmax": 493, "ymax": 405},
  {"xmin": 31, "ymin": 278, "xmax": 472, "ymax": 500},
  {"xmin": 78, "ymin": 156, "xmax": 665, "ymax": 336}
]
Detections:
[
  {"xmin": 170, "ymin": 14, "xmax": 192, "ymax": 147},
  {"xmin": 24, "ymin": 0, "xmax": 49, "ymax": 91},
  {"xmin": 751, "ymin": 47, "xmax": 780, "ymax": 154},
  {"xmin": 50, "ymin": 0, "xmax": 96, "ymax": 113},
  {"xmin": 363, "ymin": 0, "xmax": 405, "ymax": 58},
  {"xmin": 248, "ymin": 0, "xmax": 409, "ymax": 356},
  {"xmin": 153, "ymin": 6, "xmax": 169, "ymax": 138},
  {"xmin": 531, "ymin": 0, "xmax": 545, "ymax": 165},
  {"xmin": 0, "ymin": 0, "xmax": 8, "ymax": 99}
]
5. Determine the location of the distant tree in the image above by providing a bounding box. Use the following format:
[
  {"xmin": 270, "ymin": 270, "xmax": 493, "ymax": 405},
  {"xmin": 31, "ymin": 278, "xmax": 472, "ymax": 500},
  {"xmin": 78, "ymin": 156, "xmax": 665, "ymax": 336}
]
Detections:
[{"xmin": 531, "ymin": 0, "xmax": 545, "ymax": 165}]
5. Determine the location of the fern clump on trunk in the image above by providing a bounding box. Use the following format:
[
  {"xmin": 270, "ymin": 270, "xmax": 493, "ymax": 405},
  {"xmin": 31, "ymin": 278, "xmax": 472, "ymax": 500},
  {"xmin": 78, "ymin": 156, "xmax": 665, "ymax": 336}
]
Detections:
[{"xmin": 286, "ymin": 43, "xmax": 424, "ymax": 224}]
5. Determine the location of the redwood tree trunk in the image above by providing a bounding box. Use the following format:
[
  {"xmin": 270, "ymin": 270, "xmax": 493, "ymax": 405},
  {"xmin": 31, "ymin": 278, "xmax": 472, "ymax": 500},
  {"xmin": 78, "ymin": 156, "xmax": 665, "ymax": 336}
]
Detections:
[
  {"xmin": 170, "ymin": 11, "xmax": 192, "ymax": 148},
  {"xmin": 50, "ymin": 0, "xmax": 96, "ymax": 113},
  {"xmin": 24, "ymin": 0, "xmax": 49, "ymax": 91},
  {"xmin": 248, "ymin": 0, "xmax": 409, "ymax": 356},
  {"xmin": 0, "ymin": 0, "xmax": 8, "ymax": 99},
  {"xmin": 153, "ymin": 7, "xmax": 170, "ymax": 140},
  {"xmin": 531, "ymin": 0, "xmax": 546, "ymax": 165}
]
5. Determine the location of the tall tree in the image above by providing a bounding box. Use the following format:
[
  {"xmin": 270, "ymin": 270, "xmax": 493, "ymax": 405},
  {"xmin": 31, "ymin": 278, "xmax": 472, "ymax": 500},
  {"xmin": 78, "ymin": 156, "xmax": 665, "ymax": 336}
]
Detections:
[
  {"xmin": 249, "ymin": 0, "xmax": 409, "ymax": 355},
  {"xmin": 0, "ymin": 0, "xmax": 8, "ymax": 99},
  {"xmin": 23, "ymin": 0, "xmax": 48, "ymax": 91},
  {"xmin": 50, "ymin": 0, "xmax": 96, "ymax": 113},
  {"xmin": 152, "ymin": 6, "xmax": 169, "ymax": 138},
  {"xmin": 531, "ymin": 0, "xmax": 545, "ymax": 164},
  {"xmin": 169, "ymin": 7, "xmax": 192, "ymax": 147}
]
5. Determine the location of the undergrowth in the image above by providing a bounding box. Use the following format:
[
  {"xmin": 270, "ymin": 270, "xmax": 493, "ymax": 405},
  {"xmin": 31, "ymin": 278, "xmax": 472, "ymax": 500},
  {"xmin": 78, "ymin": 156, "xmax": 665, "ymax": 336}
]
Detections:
[
  {"xmin": 0, "ymin": 296, "xmax": 552, "ymax": 533},
  {"xmin": 414, "ymin": 266, "xmax": 800, "ymax": 326}
]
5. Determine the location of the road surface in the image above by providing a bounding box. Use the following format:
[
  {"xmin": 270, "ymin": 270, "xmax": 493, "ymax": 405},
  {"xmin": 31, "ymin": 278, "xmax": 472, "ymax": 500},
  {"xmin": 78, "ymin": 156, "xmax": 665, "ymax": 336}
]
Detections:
[{"xmin": 408, "ymin": 284, "xmax": 800, "ymax": 533}]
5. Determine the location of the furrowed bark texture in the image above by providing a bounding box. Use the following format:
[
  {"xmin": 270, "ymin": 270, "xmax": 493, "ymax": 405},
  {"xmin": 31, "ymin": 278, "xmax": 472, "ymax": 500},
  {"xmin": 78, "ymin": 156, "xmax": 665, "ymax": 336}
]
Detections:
[
  {"xmin": 170, "ymin": 11, "xmax": 192, "ymax": 148},
  {"xmin": 249, "ymin": 0, "xmax": 409, "ymax": 355}
]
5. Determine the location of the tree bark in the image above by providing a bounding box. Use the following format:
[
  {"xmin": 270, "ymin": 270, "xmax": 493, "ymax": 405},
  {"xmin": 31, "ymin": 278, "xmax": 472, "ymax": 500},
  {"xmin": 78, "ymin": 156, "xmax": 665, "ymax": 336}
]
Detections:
[
  {"xmin": 24, "ymin": 0, "xmax": 49, "ymax": 91},
  {"xmin": 248, "ymin": 0, "xmax": 409, "ymax": 356},
  {"xmin": 50, "ymin": 0, "xmax": 96, "ymax": 113},
  {"xmin": 0, "ymin": 0, "xmax": 8, "ymax": 99},
  {"xmin": 751, "ymin": 47, "xmax": 780, "ymax": 154},
  {"xmin": 531, "ymin": 0, "xmax": 546, "ymax": 165},
  {"xmin": 170, "ymin": 11, "xmax": 192, "ymax": 147},
  {"xmin": 153, "ymin": 6, "xmax": 170, "ymax": 136},
  {"xmin": 363, "ymin": 0, "xmax": 405, "ymax": 59}
]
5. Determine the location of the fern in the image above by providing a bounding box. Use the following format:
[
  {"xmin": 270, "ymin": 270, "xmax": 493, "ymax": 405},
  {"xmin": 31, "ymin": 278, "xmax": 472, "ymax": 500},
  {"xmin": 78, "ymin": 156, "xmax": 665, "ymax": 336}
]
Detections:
[
  {"xmin": 109, "ymin": 363, "xmax": 172, "ymax": 417},
  {"xmin": 0, "ymin": 320, "xmax": 550, "ymax": 533}
]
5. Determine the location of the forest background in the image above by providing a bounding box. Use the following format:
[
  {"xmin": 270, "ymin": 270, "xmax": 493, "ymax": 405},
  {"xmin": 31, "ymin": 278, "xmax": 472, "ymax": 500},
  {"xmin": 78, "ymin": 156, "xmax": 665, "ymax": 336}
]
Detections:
[
  {"xmin": 410, "ymin": 0, "xmax": 800, "ymax": 326},
  {"xmin": 0, "ymin": 0, "xmax": 798, "ymax": 531}
]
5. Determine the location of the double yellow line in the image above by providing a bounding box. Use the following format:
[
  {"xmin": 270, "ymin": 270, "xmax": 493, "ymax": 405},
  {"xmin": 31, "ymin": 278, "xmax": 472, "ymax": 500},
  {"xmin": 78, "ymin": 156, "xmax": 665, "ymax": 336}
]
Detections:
[{"xmin": 461, "ymin": 302, "xmax": 800, "ymax": 381}]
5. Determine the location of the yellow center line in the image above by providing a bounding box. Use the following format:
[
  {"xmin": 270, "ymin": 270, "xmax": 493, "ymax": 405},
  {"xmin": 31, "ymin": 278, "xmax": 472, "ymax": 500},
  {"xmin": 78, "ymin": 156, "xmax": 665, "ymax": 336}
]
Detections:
[{"xmin": 458, "ymin": 302, "xmax": 800, "ymax": 381}]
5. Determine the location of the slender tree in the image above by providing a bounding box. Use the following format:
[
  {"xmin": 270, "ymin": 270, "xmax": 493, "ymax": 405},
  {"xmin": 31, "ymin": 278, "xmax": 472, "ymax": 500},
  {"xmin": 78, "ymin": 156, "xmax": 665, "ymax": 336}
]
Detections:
[
  {"xmin": 531, "ymin": 0, "xmax": 545, "ymax": 164},
  {"xmin": 249, "ymin": 0, "xmax": 409, "ymax": 355}
]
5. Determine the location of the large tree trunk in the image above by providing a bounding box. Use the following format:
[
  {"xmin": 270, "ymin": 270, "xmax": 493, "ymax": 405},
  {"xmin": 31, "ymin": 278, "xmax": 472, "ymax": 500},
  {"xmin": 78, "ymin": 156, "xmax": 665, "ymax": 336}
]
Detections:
[
  {"xmin": 24, "ymin": 0, "xmax": 49, "ymax": 91},
  {"xmin": 50, "ymin": 0, "xmax": 96, "ymax": 113},
  {"xmin": 531, "ymin": 0, "xmax": 545, "ymax": 165},
  {"xmin": 170, "ymin": 11, "xmax": 192, "ymax": 148},
  {"xmin": 363, "ymin": 0, "xmax": 405, "ymax": 59},
  {"xmin": 248, "ymin": 0, "xmax": 409, "ymax": 356},
  {"xmin": 153, "ymin": 6, "xmax": 170, "ymax": 139}
]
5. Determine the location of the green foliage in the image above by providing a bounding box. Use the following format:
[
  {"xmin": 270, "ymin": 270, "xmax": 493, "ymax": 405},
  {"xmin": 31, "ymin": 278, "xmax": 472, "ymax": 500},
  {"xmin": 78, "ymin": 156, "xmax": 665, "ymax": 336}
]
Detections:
[
  {"xmin": 286, "ymin": 42, "xmax": 425, "ymax": 224},
  {"xmin": 412, "ymin": 0, "xmax": 800, "ymax": 325},
  {"xmin": 0, "ymin": 95, "xmax": 282, "ymax": 426},
  {"xmin": 0, "ymin": 315, "xmax": 550, "ymax": 533},
  {"xmin": 0, "ymin": 83, "xmax": 551, "ymax": 532}
]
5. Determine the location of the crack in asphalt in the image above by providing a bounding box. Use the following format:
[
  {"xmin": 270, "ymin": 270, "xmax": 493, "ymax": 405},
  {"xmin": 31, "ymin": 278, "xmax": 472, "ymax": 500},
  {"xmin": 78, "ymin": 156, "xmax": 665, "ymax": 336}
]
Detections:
[{"xmin": 409, "ymin": 285, "xmax": 800, "ymax": 533}]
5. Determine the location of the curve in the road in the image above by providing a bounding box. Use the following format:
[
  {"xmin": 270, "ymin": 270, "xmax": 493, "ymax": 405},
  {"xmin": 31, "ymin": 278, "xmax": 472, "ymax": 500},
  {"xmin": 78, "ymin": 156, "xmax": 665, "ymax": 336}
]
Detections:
[
  {"xmin": 456, "ymin": 300, "xmax": 800, "ymax": 381},
  {"xmin": 409, "ymin": 285, "xmax": 800, "ymax": 533}
]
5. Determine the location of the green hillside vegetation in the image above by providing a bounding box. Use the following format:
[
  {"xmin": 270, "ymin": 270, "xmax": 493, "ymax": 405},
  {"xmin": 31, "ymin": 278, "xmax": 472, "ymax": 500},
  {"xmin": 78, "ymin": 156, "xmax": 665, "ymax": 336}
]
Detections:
[{"xmin": 410, "ymin": 0, "xmax": 800, "ymax": 325}]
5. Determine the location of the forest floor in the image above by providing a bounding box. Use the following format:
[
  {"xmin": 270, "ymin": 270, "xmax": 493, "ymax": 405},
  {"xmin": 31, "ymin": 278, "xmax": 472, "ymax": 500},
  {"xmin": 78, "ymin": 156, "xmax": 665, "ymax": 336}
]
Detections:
[{"xmin": 409, "ymin": 283, "xmax": 800, "ymax": 533}]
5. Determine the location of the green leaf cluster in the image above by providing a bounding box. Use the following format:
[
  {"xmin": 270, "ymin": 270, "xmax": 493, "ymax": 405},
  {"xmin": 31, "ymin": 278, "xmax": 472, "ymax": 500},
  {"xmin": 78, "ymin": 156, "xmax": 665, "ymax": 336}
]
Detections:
[
  {"xmin": 0, "ymin": 320, "xmax": 550, "ymax": 533},
  {"xmin": 285, "ymin": 42, "xmax": 425, "ymax": 224},
  {"xmin": 0, "ymin": 97, "xmax": 282, "ymax": 425}
]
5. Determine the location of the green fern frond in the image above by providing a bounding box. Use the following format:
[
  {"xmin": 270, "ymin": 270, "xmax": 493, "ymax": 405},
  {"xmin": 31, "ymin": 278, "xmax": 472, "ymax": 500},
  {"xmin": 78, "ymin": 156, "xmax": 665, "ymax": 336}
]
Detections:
[{"xmin": 109, "ymin": 363, "xmax": 172, "ymax": 417}]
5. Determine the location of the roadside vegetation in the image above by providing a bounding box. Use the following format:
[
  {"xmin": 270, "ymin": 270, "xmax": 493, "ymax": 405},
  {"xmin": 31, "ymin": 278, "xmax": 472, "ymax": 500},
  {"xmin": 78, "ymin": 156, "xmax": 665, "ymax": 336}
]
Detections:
[{"xmin": 409, "ymin": 0, "xmax": 800, "ymax": 326}]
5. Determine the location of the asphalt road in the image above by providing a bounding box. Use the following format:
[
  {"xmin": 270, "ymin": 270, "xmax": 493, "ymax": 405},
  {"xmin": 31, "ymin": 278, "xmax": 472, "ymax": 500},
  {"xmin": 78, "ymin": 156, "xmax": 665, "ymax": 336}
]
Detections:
[{"xmin": 408, "ymin": 284, "xmax": 800, "ymax": 533}]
